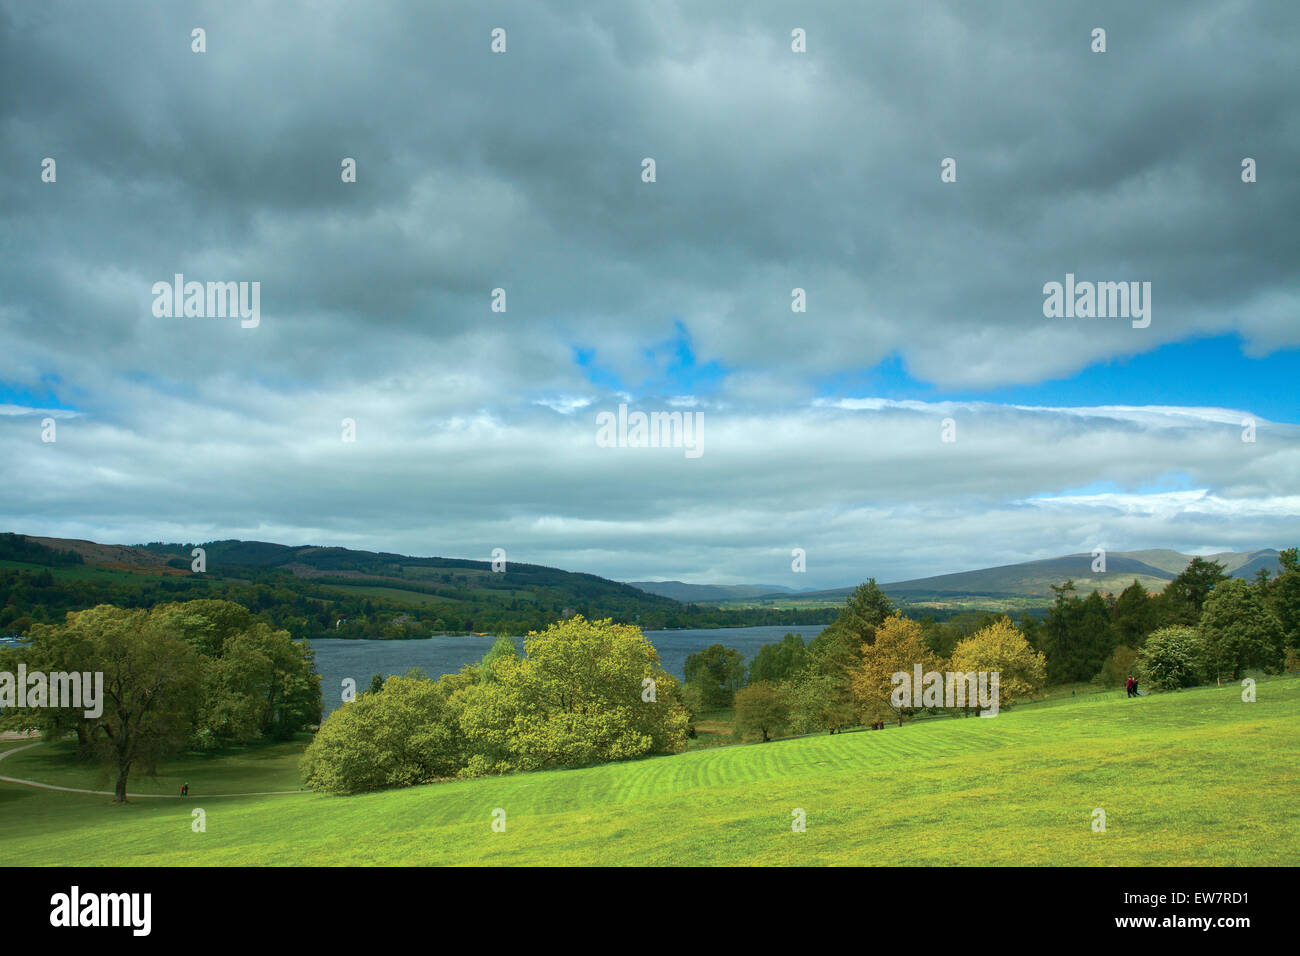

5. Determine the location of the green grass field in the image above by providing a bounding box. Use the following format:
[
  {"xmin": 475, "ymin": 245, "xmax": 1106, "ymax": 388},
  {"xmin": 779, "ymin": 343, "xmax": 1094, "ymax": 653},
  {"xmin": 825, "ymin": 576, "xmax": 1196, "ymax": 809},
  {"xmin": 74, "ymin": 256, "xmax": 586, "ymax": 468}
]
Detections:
[
  {"xmin": 0, "ymin": 735, "xmax": 309, "ymax": 794},
  {"xmin": 2, "ymin": 677, "xmax": 1296, "ymax": 866}
]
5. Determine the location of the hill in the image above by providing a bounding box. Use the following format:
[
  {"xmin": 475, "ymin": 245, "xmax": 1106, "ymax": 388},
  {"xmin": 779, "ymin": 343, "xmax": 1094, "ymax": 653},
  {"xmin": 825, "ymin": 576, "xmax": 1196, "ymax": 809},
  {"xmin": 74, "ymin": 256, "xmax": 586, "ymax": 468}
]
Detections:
[
  {"xmin": 0, "ymin": 532, "xmax": 835, "ymax": 639},
  {"xmin": 3, "ymin": 675, "xmax": 1295, "ymax": 865},
  {"xmin": 710, "ymin": 548, "xmax": 1283, "ymax": 613}
]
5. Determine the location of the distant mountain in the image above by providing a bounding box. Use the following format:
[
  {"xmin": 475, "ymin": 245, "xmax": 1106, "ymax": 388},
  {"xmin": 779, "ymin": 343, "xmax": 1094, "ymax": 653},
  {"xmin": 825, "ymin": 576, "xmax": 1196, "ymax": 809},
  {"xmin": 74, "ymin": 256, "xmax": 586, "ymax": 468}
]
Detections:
[
  {"xmin": 672, "ymin": 549, "xmax": 1284, "ymax": 609},
  {"xmin": 13, "ymin": 534, "xmax": 678, "ymax": 607},
  {"xmin": 0, "ymin": 533, "xmax": 835, "ymax": 638},
  {"xmin": 627, "ymin": 581, "xmax": 801, "ymax": 602},
  {"xmin": 4, "ymin": 533, "xmax": 1285, "ymax": 628}
]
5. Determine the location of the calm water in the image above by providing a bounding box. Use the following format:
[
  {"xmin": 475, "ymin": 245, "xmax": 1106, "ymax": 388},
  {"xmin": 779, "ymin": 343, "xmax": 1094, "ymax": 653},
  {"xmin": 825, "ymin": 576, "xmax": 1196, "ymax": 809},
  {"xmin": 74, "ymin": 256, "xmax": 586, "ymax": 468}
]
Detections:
[{"xmin": 309, "ymin": 624, "xmax": 826, "ymax": 716}]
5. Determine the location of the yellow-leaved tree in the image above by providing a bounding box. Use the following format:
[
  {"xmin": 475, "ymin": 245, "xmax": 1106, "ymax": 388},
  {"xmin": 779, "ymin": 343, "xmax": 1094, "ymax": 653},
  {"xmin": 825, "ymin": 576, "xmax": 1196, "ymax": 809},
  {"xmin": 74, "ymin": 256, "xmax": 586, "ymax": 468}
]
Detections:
[
  {"xmin": 948, "ymin": 617, "xmax": 1046, "ymax": 712},
  {"xmin": 852, "ymin": 612, "xmax": 942, "ymax": 728}
]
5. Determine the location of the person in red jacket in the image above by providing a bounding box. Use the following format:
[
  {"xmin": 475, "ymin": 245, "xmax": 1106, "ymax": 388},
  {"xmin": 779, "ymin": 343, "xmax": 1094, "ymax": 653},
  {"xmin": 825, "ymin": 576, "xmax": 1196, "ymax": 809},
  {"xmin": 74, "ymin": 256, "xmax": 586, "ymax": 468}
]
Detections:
[{"xmin": 1125, "ymin": 676, "xmax": 1135, "ymax": 698}]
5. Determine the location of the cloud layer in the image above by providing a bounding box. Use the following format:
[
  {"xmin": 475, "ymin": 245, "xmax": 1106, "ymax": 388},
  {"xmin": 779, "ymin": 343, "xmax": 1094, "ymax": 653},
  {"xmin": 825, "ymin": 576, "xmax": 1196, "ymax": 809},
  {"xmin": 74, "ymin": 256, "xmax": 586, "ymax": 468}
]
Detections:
[{"xmin": 2, "ymin": 1, "xmax": 1297, "ymax": 585}]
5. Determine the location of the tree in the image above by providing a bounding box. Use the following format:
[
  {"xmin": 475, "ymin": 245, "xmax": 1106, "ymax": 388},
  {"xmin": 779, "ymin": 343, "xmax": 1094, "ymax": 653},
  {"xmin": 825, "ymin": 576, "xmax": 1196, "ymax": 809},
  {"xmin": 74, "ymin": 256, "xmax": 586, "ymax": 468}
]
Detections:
[
  {"xmin": 1112, "ymin": 580, "xmax": 1158, "ymax": 647},
  {"xmin": 833, "ymin": 579, "xmax": 895, "ymax": 648},
  {"xmin": 1267, "ymin": 547, "xmax": 1300, "ymax": 651},
  {"xmin": 1134, "ymin": 626, "xmax": 1207, "ymax": 691},
  {"xmin": 786, "ymin": 667, "xmax": 857, "ymax": 735},
  {"xmin": 1199, "ymin": 578, "xmax": 1285, "ymax": 681},
  {"xmin": 682, "ymin": 643, "xmax": 746, "ymax": 708},
  {"xmin": 457, "ymin": 616, "xmax": 689, "ymax": 776},
  {"xmin": 789, "ymin": 621, "xmax": 862, "ymax": 734},
  {"xmin": 1042, "ymin": 582, "xmax": 1106, "ymax": 683},
  {"xmin": 1017, "ymin": 612, "xmax": 1045, "ymax": 653},
  {"xmin": 478, "ymin": 635, "xmax": 518, "ymax": 682},
  {"xmin": 747, "ymin": 632, "xmax": 809, "ymax": 684},
  {"xmin": 149, "ymin": 599, "xmax": 253, "ymax": 658},
  {"xmin": 21, "ymin": 605, "xmax": 202, "ymax": 802},
  {"xmin": 1163, "ymin": 557, "xmax": 1229, "ymax": 625},
  {"xmin": 948, "ymin": 617, "xmax": 1047, "ymax": 711},
  {"xmin": 795, "ymin": 586, "xmax": 898, "ymax": 731},
  {"xmin": 853, "ymin": 612, "xmax": 942, "ymax": 727},
  {"xmin": 189, "ymin": 615, "xmax": 321, "ymax": 748},
  {"xmin": 301, "ymin": 670, "xmax": 467, "ymax": 794},
  {"xmin": 1098, "ymin": 644, "xmax": 1139, "ymax": 689},
  {"xmin": 733, "ymin": 682, "xmax": 791, "ymax": 742}
]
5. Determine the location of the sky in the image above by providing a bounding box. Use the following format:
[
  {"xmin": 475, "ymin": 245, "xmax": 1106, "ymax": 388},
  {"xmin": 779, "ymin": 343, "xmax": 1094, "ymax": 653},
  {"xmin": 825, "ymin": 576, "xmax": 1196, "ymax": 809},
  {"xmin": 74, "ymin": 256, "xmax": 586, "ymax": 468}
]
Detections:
[{"xmin": 1, "ymin": 0, "xmax": 1298, "ymax": 588}]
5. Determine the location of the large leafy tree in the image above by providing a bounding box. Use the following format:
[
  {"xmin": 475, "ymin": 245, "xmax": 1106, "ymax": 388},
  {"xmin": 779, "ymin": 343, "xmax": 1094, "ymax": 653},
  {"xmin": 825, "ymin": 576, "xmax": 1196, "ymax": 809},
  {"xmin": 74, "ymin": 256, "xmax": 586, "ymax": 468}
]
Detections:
[
  {"xmin": 786, "ymin": 665, "xmax": 858, "ymax": 735},
  {"xmin": 20, "ymin": 605, "xmax": 203, "ymax": 802},
  {"xmin": 458, "ymin": 616, "xmax": 689, "ymax": 775},
  {"xmin": 1199, "ymin": 578, "xmax": 1285, "ymax": 681},
  {"xmin": 301, "ymin": 669, "xmax": 468, "ymax": 794},
  {"xmin": 153, "ymin": 600, "xmax": 321, "ymax": 748}
]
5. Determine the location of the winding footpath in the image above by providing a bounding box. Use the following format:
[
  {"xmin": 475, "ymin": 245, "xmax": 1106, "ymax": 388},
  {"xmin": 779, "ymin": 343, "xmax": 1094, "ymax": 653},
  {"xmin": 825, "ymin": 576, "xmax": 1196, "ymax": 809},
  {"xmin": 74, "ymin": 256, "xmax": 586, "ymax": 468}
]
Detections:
[{"xmin": 0, "ymin": 741, "xmax": 309, "ymax": 798}]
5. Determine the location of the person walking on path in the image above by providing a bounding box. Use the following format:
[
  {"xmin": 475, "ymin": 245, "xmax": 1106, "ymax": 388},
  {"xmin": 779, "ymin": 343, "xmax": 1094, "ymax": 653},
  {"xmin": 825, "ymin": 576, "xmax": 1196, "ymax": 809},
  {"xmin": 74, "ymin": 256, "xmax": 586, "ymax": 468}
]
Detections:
[{"xmin": 1125, "ymin": 676, "xmax": 1135, "ymax": 698}]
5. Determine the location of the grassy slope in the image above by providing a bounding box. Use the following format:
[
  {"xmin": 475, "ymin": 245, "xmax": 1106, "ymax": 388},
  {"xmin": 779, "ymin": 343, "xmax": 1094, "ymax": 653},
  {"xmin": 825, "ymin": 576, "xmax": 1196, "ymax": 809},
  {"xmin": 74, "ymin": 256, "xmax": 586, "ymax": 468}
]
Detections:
[
  {"xmin": 1, "ymin": 677, "xmax": 1296, "ymax": 866},
  {"xmin": 0, "ymin": 735, "xmax": 309, "ymax": 794}
]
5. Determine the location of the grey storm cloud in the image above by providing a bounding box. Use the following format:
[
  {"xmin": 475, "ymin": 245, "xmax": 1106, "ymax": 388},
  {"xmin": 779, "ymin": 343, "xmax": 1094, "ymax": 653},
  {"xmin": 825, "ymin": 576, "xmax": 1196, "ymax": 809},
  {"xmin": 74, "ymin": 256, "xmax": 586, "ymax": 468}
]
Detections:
[{"xmin": 1, "ymin": 0, "xmax": 1297, "ymax": 585}]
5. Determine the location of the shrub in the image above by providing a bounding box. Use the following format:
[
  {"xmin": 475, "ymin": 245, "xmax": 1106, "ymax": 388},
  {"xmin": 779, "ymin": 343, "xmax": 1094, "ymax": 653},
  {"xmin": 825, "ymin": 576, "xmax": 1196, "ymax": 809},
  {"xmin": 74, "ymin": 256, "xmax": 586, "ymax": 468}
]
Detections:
[
  {"xmin": 1134, "ymin": 626, "xmax": 1207, "ymax": 691},
  {"xmin": 301, "ymin": 671, "xmax": 464, "ymax": 794}
]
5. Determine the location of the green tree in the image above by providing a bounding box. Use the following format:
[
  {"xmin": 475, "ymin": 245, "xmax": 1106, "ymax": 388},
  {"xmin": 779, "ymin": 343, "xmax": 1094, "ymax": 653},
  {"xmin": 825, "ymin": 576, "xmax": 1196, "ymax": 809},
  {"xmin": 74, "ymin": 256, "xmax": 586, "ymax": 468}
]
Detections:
[
  {"xmin": 747, "ymin": 632, "xmax": 809, "ymax": 684},
  {"xmin": 457, "ymin": 616, "xmax": 689, "ymax": 776},
  {"xmin": 682, "ymin": 643, "xmax": 746, "ymax": 707},
  {"xmin": 192, "ymin": 618, "xmax": 321, "ymax": 747},
  {"xmin": 1162, "ymin": 557, "xmax": 1229, "ymax": 625},
  {"xmin": 301, "ymin": 670, "xmax": 467, "ymax": 794},
  {"xmin": 1112, "ymin": 580, "xmax": 1158, "ymax": 647},
  {"xmin": 1267, "ymin": 548, "xmax": 1300, "ymax": 650},
  {"xmin": 478, "ymin": 635, "xmax": 518, "ymax": 682},
  {"xmin": 1134, "ymin": 626, "xmax": 1207, "ymax": 691},
  {"xmin": 733, "ymin": 682, "xmax": 791, "ymax": 742},
  {"xmin": 834, "ymin": 579, "xmax": 896, "ymax": 648},
  {"xmin": 786, "ymin": 667, "xmax": 857, "ymax": 735},
  {"xmin": 21, "ymin": 605, "xmax": 203, "ymax": 802},
  {"xmin": 1041, "ymin": 582, "xmax": 1115, "ymax": 683},
  {"xmin": 1199, "ymin": 578, "xmax": 1285, "ymax": 681},
  {"xmin": 1098, "ymin": 644, "xmax": 1139, "ymax": 689},
  {"xmin": 1017, "ymin": 612, "xmax": 1045, "ymax": 652},
  {"xmin": 150, "ymin": 599, "xmax": 254, "ymax": 657}
]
